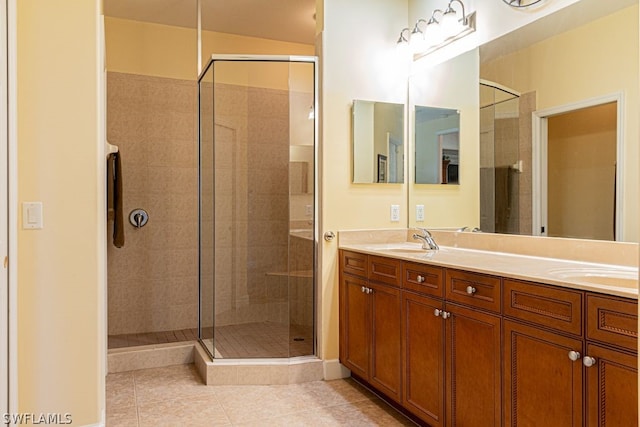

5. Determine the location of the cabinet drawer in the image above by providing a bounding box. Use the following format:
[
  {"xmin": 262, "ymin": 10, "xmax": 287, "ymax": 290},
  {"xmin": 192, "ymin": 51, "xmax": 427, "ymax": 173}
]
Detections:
[
  {"xmin": 586, "ymin": 294, "xmax": 638, "ymax": 352},
  {"xmin": 403, "ymin": 262, "xmax": 444, "ymax": 298},
  {"xmin": 445, "ymin": 269, "xmax": 501, "ymax": 313},
  {"xmin": 503, "ymin": 279, "xmax": 583, "ymax": 336},
  {"xmin": 340, "ymin": 250, "xmax": 368, "ymax": 279},
  {"xmin": 369, "ymin": 255, "xmax": 401, "ymax": 287}
]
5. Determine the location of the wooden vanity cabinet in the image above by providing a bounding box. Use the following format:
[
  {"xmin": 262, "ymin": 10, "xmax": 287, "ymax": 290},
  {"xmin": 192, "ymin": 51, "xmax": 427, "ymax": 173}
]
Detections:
[
  {"xmin": 503, "ymin": 280, "xmax": 638, "ymax": 426},
  {"xmin": 402, "ymin": 264, "xmax": 502, "ymax": 427},
  {"xmin": 445, "ymin": 302, "xmax": 502, "ymax": 427},
  {"xmin": 401, "ymin": 261, "xmax": 445, "ymax": 425},
  {"xmin": 584, "ymin": 294, "xmax": 638, "ymax": 427},
  {"xmin": 339, "ymin": 251, "xmax": 403, "ymax": 403},
  {"xmin": 340, "ymin": 250, "xmax": 639, "ymax": 426}
]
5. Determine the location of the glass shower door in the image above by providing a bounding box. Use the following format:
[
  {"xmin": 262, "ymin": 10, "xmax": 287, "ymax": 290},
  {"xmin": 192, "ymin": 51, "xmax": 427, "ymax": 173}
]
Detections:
[{"xmin": 199, "ymin": 56, "xmax": 316, "ymax": 359}]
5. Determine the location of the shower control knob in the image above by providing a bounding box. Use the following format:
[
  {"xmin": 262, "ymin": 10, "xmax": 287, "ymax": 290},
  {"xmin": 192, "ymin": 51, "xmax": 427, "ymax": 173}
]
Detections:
[{"xmin": 129, "ymin": 209, "xmax": 149, "ymax": 228}]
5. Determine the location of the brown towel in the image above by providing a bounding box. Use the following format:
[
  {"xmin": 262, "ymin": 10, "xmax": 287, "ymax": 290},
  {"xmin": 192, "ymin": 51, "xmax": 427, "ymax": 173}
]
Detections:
[{"xmin": 107, "ymin": 152, "xmax": 125, "ymax": 248}]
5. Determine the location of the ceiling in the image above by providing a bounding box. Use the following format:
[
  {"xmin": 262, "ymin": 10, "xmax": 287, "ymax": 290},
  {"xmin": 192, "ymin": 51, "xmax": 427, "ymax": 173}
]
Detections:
[{"xmin": 103, "ymin": 0, "xmax": 316, "ymax": 45}]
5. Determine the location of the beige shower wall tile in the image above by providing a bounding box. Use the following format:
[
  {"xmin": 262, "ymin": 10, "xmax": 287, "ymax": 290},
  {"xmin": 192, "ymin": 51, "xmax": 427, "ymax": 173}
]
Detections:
[
  {"xmin": 147, "ymin": 137, "xmax": 197, "ymax": 168},
  {"xmin": 147, "ymin": 166, "xmax": 197, "ymax": 195},
  {"xmin": 146, "ymin": 221, "xmax": 198, "ymax": 250}
]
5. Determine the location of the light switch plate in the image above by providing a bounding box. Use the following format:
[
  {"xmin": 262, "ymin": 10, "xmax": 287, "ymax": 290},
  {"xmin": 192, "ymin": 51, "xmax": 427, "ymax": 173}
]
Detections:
[
  {"xmin": 391, "ymin": 204, "xmax": 400, "ymax": 222},
  {"xmin": 416, "ymin": 204, "xmax": 425, "ymax": 221},
  {"xmin": 22, "ymin": 202, "xmax": 43, "ymax": 229}
]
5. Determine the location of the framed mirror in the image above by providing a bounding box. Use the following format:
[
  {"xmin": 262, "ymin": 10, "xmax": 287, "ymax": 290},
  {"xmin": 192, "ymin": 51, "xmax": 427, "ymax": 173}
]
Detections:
[
  {"xmin": 352, "ymin": 100, "xmax": 405, "ymax": 184},
  {"xmin": 415, "ymin": 106, "xmax": 460, "ymax": 185},
  {"xmin": 408, "ymin": 0, "xmax": 639, "ymax": 242}
]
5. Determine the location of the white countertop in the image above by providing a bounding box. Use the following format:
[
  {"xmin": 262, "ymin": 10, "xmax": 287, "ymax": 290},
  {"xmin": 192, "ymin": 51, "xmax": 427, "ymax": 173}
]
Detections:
[{"xmin": 340, "ymin": 242, "xmax": 638, "ymax": 299}]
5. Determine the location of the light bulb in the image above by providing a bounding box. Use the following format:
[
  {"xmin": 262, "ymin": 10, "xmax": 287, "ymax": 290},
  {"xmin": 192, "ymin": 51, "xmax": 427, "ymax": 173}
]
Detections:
[
  {"xmin": 441, "ymin": 8, "xmax": 460, "ymax": 39},
  {"xmin": 424, "ymin": 22, "xmax": 443, "ymax": 48}
]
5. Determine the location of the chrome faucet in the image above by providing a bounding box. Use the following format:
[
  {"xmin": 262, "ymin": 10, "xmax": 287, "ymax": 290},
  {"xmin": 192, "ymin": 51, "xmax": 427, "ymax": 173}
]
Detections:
[{"xmin": 412, "ymin": 228, "xmax": 439, "ymax": 250}]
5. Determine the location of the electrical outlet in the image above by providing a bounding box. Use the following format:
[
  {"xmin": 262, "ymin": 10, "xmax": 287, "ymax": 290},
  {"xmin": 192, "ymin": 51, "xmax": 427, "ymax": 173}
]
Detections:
[
  {"xmin": 416, "ymin": 204, "xmax": 425, "ymax": 221},
  {"xmin": 391, "ymin": 205, "xmax": 400, "ymax": 222}
]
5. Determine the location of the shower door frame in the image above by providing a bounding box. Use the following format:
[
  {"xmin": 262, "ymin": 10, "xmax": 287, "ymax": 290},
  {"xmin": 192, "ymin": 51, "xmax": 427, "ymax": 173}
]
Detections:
[{"xmin": 197, "ymin": 54, "xmax": 319, "ymax": 360}]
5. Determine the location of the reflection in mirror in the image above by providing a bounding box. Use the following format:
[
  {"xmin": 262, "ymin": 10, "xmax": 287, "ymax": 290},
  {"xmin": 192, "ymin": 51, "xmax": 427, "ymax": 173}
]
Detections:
[
  {"xmin": 408, "ymin": 0, "xmax": 639, "ymax": 242},
  {"xmin": 415, "ymin": 107, "xmax": 460, "ymax": 184},
  {"xmin": 352, "ymin": 100, "xmax": 405, "ymax": 183},
  {"xmin": 479, "ymin": 0, "xmax": 638, "ymax": 241},
  {"xmin": 480, "ymin": 82, "xmax": 522, "ymax": 234}
]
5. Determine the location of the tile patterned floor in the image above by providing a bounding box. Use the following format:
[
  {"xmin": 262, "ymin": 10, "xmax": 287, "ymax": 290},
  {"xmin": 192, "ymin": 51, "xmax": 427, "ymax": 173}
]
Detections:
[
  {"xmin": 109, "ymin": 322, "xmax": 314, "ymax": 358},
  {"xmin": 108, "ymin": 328, "xmax": 199, "ymax": 349},
  {"xmin": 106, "ymin": 364, "xmax": 416, "ymax": 426}
]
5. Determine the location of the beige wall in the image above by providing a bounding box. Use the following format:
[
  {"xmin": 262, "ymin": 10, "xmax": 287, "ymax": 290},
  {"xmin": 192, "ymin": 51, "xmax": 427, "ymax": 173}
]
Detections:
[
  {"xmin": 17, "ymin": 0, "xmax": 103, "ymax": 424},
  {"xmin": 481, "ymin": 5, "xmax": 639, "ymax": 241},
  {"xmin": 106, "ymin": 16, "xmax": 314, "ymax": 84},
  {"xmin": 320, "ymin": 0, "xmax": 408, "ymax": 360}
]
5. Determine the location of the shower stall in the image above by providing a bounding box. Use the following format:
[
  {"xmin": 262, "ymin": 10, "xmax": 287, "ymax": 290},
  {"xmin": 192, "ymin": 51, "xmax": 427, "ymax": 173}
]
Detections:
[
  {"xmin": 198, "ymin": 55, "xmax": 317, "ymax": 360},
  {"xmin": 479, "ymin": 81, "xmax": 522, "ymax": 235}
]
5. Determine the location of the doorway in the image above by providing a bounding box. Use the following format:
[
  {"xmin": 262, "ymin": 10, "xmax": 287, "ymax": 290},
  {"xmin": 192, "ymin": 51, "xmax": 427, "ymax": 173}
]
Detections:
[{"xmin": 533, "ymin": 95, "xmax": 622, "ymax": 241}]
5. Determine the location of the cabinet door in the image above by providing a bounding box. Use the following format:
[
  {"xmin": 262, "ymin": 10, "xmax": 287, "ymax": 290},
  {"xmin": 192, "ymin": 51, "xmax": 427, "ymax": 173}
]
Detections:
[
  {"xmin": 503, "ymin": 320, "xmax": 583, "ymax": 427},
  {"xmin": 445, "ymin": 303, "xmax": 501, "ymax": 427},
  {"xmin": 339, "ymin": 274, "xmax": 370, "ymax": 379},
  {"xmin": 585, "ymin": 343, "xmax": 638, "ymax": 427},
  {"xmin": 369, "ymin": 281, "xmax": 402, "ymax": 403},
  {"xmin": 402, "ymin": 292, "xmax": 445, "ymax": 426}
]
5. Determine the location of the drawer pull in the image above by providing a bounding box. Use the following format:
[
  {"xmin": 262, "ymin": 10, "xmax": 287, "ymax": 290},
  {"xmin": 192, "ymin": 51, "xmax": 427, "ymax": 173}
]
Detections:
[
  {"xmin": 417, "ymin": 275, "xmax": 425, "ymax": 283},
  {"xmin": 466, "ymin": 285, "xmax": 477, "ymax": 295},
  {"xmin": 568, "ymin": 350, "xmax": 581, "ymax": 362},
  {"xmin": 583, "ymin": 356, "xmax": 597, "ymax": 367}
]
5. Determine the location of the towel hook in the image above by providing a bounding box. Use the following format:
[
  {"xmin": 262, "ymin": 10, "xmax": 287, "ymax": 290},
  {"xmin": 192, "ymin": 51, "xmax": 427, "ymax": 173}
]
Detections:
[{"xmin": 129, "ymin": 209, "xmax": 149, "ymax": 228}]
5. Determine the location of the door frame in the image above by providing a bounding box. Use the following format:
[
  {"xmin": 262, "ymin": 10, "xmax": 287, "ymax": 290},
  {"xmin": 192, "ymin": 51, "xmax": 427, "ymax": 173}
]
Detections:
[
  {"xmin": 3, "ymin": 0, "xmax": 16, "ymax": 419},
  {"xmin": 532, "ymin": 92, "xmax": 624, "ymax": 240}
]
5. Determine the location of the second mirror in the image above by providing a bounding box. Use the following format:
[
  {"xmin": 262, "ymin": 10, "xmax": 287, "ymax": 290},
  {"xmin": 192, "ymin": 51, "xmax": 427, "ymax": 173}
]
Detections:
[{"xmin": 415, "ymin": 106, "xmax": 460, "ymax": 184}]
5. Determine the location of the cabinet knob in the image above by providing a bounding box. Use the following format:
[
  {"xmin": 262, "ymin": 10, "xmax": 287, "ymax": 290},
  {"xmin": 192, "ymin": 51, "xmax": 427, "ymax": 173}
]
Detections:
[
  {"xmin": 434, "ymin": 309, "xmax": 442, "ymax": 317},
  {"xmin": 583, "ymin": 356, "xmax": 597, "ymax": 367},
  {"xmin": 417, "ymin": 275, "xmax": 425, "ymax": 283},
  {"xmin": 568, "ymin": 350, "xmax": 581, "ymax": 361},
  {"xmin": 466, "ymin": 285, "xmax": 477, "ymax": 295},
  {"xmin": 442, "ymin": 311, "xmax": 451, "ymax": 319},
  {"xmin": 367, "ymin": 288, "xmax": 373, "ymax": 294},
  {"xmin": 361, "ymin": 286, "xmax": 366, "ymax": 293}
]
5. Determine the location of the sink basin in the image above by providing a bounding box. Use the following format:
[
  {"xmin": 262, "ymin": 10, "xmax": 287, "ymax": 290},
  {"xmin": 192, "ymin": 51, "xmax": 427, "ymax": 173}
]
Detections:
[
  {"xmin": 548, "ymin": 267, "xmax": 638, "ymax": 289},
  {"xmin": 386, "ymin": 248, "xmax": 430, "ymax": 254}
]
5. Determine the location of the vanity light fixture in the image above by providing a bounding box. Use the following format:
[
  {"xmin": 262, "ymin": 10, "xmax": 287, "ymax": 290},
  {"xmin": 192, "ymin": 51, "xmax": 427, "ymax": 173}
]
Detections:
[{"xmin": 397, "ymin": 0, "xmax": 476, "ymax": 58}]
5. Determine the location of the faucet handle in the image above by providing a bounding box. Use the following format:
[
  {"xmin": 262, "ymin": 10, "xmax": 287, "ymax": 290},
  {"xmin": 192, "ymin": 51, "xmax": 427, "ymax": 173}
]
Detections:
[{"xmin": 414, "ymin": 227, "xmax": 432, "ymax": 237}]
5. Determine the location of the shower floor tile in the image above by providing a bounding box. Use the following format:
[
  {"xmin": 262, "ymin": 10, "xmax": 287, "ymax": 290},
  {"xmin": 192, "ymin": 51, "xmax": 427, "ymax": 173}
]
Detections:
[
  {"xmin": 106, "ymin": 364, "xmax": 417, "ymax": 426},
  {"xmin": 108, "ymin": 328, "xmax": 199, "ymax": 349},
  {"xmin": 108, "ymin": 322, "xmax": 313, "ymax": 358}
]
